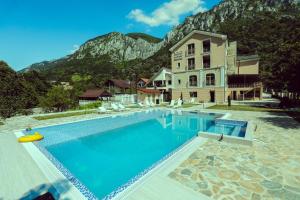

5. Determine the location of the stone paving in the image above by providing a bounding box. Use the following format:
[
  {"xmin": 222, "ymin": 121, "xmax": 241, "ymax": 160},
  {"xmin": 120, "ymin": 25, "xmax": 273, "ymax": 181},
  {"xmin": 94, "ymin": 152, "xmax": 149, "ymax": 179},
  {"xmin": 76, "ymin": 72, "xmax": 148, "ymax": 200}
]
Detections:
[{"xmin": 169, "ymin": 110, "xmax": 300, "ymax": 200}]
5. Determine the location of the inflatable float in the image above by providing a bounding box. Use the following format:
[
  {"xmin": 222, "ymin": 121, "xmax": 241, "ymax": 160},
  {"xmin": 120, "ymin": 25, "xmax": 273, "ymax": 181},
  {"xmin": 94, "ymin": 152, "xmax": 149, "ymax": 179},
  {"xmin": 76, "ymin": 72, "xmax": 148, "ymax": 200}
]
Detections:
[{"xmin": 18, "ymin": 132, "xmax": 44, "ymax": 143}]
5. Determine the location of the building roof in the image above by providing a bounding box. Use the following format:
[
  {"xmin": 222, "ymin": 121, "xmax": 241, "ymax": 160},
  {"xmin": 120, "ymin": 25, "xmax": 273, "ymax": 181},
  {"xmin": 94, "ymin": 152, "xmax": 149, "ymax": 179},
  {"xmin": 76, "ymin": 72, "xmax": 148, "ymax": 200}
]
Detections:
[
  {"xmin": 139, "ymin": 78, "xmax": 150, "ymax": 83},
  {"xmin": 146, "ymin": 67, "xmax": 171, "ymax": 85},
  {"xmin": 105, "ymin": 79, "xmax": 131, "ymax": 89},
  {"xmin": 137, "ymin": 88, "xmax": 161, "ymax": 94},
  {"xmin": 169, "ymin": 30, "xmax": 227, "ymax": 52},
  {"xmin": 237, "ymin": 55, "xmax": 260, "ymax": 62},
  {"xmin": 79, "ymin": 89, "xmax": 112, "ymax": 98}
]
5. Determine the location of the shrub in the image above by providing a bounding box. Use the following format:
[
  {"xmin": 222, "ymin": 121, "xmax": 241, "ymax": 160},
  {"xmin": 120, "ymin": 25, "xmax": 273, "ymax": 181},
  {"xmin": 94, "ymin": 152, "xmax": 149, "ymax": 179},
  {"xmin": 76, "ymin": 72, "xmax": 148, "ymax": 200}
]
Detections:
[{"xmin": 39, "ymin": 86, "xmax": 73, "ymax": 112}]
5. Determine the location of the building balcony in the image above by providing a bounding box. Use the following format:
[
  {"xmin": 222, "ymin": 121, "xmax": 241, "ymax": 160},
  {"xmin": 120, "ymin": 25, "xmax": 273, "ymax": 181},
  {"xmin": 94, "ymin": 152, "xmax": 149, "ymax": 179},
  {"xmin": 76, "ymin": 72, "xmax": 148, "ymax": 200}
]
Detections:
[
  {"xmin": 228, "ymin": 82, "xmax": 262, "ymax": 89},
  {"xmin": 228, "ymin": 75, "xmax": 262, "ymax": 89}
]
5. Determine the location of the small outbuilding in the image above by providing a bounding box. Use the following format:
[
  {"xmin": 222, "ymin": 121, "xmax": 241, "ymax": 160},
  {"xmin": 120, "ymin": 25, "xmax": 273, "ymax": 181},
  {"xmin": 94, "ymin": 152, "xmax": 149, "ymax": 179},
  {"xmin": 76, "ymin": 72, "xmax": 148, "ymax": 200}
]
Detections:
[{"xmin": 79, "ymin": 89, "xmax": 112, "ymax": 105}]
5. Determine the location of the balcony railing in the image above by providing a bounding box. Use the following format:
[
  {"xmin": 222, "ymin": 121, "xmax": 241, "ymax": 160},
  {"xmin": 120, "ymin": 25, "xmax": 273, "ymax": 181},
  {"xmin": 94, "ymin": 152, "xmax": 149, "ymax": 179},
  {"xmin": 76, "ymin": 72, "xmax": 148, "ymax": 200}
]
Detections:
[{"xmin": 228, "ymin": 82, "xmax": 262, "ymax": 88}]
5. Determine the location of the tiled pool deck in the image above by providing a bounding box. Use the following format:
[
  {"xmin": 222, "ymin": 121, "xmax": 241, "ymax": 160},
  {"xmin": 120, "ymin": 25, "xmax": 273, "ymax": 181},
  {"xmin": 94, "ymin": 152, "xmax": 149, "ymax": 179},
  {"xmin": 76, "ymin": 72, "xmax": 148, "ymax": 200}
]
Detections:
[
  {"xmin": 170, "ymin": 109, "xmax": 300, "ymax": 200},
  {"xmin": 1, "ymin": 106, "xmax": 300, "ymax": 199}
]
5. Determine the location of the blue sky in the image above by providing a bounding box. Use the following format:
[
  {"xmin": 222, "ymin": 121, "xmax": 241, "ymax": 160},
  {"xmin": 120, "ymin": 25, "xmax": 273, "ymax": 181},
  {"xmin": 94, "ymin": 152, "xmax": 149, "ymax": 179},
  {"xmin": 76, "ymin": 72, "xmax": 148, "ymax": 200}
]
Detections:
[{"xmin": 0, "ymin": 0, "xmax": 220, "ymax": 70}]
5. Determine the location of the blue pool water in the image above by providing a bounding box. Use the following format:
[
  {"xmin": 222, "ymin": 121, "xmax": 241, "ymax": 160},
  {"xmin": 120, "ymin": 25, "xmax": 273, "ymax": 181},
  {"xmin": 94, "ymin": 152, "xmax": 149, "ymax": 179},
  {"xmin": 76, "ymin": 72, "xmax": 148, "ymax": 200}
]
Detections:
[{"xmin": 27, "ymin": 110, "xmax": 246, "ymax": 199}]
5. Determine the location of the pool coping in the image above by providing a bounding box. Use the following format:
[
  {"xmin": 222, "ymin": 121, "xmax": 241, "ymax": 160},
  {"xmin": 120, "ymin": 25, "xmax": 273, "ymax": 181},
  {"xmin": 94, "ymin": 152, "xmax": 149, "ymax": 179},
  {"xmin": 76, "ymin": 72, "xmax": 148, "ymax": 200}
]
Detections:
[{"xmin": 14, "ymin": 108, "xmax": 243, "ymax": 200}]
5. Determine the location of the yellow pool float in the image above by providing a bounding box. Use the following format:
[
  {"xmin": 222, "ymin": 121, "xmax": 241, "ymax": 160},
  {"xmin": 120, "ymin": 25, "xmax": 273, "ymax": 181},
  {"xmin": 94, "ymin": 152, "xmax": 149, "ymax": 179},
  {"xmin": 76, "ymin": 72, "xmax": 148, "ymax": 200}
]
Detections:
[{"xmin": 18, "ymin": 132, "xmax": 44, "ymax": 143}]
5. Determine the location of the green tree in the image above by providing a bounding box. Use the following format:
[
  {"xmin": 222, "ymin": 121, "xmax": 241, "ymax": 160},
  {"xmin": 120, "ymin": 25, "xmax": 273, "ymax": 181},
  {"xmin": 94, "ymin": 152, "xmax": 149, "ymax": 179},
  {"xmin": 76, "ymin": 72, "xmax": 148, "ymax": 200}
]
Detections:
[{"xmin": 39, "ymin": 85, "xmax": 72, "ymax": 112}]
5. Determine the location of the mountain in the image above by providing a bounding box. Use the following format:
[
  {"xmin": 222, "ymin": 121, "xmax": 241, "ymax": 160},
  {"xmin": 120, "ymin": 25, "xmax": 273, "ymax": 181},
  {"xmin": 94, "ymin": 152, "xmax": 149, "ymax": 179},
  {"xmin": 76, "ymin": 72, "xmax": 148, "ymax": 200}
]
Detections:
[
  {"xmin": 73, "ymin": 32, "xmax": 163, "ymax": 62},
  {"xmin": 21, "ymin": 0, "xmax": 300, "ymax": 92},
  {"xmin": 21, "ymin": 32, "xmax": 163, "ymax": 73},
  {"xmin": 165, "ymin": 0, "xmax": 299, "ymax": 42}
]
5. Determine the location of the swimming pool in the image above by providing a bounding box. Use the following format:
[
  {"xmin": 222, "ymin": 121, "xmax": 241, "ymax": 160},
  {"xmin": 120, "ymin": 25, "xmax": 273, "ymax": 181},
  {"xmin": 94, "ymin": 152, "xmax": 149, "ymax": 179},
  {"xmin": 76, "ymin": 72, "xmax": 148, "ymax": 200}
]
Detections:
[{"xmin": 26, "ymin": 110, "xmax": 246, "ymax": 199}]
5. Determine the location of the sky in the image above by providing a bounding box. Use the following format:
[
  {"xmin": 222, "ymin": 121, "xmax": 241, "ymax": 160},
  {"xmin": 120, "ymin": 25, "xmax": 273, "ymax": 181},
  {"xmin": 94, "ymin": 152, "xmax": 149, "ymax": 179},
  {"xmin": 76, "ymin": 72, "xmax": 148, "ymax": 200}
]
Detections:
[{"xmin": 0, "ymin": 0, "xmax": 220, "ymax": 70}]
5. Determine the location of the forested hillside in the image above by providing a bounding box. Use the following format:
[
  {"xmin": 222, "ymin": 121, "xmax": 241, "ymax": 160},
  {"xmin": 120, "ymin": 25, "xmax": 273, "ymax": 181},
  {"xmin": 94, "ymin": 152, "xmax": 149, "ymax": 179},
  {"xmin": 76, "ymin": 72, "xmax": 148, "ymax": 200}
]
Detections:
[{"xmin": 0, "ymin": 61, "xmax": 50, "ymax": 118}]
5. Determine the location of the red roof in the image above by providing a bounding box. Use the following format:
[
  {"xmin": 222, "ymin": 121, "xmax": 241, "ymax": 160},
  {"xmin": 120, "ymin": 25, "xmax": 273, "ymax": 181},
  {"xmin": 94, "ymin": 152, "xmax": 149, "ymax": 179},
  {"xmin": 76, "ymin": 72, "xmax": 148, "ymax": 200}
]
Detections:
[
  {"xmin": 79, "ymin": 89, "xmax": 112, "ymax": 98},
  {"xmin": 137, "ymin": 88, "xmax": 161, "ymax": 94}
]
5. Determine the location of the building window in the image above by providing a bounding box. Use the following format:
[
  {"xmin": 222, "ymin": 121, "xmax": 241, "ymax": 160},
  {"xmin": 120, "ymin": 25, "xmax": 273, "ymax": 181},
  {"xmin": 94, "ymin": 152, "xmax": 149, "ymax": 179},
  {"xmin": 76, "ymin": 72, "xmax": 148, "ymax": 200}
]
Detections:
[
  {"xmin": 178, "ymin": 79, "xmax": 181, "ymax": 84},
  {"xmin": 188, "ymin": 58, "xmax": 195, "ymax": 70},
  {"xmin": 203, "ymin": 55, "xmax": 210, "ymax": 68},
  {"xmin": 168, "ymin": 80, "xmax": 172, "ymax": 85},
  {"xmin": 189, "ymin": 75, "xmax": 197, "ymax": 87},
  {"xmin": 206, "ymin": 73, "xmax": 215, "ymax": 86},
  {"xmin": 190, "ymin": 92, "xmax": 197, "ymax": 97},
  {"xmin": 177, "ymin": 62, "xmax": 180, "ymax": 68},
  {"xmin": 203, "ymin": 40, "xmax": 210, "ymax": 53},
  {"xmin": 187, "ymin": 43, "xmax": 195, "ymax": 55}
]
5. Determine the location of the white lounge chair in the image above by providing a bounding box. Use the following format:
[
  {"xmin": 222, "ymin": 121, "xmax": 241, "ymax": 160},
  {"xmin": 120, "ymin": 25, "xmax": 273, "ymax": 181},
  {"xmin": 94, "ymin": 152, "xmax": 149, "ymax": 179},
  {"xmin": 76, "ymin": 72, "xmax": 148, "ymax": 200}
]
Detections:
[
  {"xmin": 190, "ymin": 98, "xmax": 195, "ymax": 104},
  {"xmin": 118, "ymin": 103, "xmax": 127, "ymax": 110},
  {"xmin": 174, "ymin": 99, "xmax": 183, "ymax": 108},
  {"xmin": 167, "ymin": 100, "xmax": 175, "ymax": 107},
  {"xmin": 149, "ymin": 100, "xmax": 155, "ymax": 107},
  {"xmin": 144, "ymin": 100, "xmax": 151, "ymax": 107},
  {"xmin": 97, "ymin": 106, "xmax": 111, "ymax": 113},
  {"xmin": 111, "ymin": 103, "xmax": 122, "ymax": 111},
  {"xmin": 138, "ymin": 102, "xmax": 144, "ymax": 107}
]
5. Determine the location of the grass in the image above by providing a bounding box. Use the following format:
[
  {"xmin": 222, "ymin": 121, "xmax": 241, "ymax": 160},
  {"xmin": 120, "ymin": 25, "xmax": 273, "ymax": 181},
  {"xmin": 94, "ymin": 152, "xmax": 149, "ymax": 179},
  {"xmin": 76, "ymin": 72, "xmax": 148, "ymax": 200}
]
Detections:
[
  {"xmin": 33, "ymin": 110, "xmax": 96, "ymax": 120},
  {"xmin": 207, "ymin": 105, "xmax": 283, "ymax": 112},
  {"xmin": 181, "ymin": 103, "xmax": 199, "ymax": 108}
]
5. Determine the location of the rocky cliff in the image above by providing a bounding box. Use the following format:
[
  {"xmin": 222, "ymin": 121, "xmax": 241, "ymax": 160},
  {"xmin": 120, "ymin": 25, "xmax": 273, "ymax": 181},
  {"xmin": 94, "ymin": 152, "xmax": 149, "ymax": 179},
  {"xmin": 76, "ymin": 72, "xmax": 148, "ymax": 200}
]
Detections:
[
  {"xmin": 73, "ymin": 32, "xmax": 163, "ymax": 62},
  {"xmin": 165, "ymin": 0, "xmax": 299, "ymax": 42}
]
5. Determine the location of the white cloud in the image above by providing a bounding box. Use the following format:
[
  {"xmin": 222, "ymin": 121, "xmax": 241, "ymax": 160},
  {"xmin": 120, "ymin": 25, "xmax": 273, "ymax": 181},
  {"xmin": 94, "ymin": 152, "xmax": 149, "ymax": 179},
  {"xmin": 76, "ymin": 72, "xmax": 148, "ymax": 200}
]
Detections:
[
  {"xmin": 128, "ymin": 0, "xmax": 206, "ymax": 27},
  {"xmin": 70, "ymin": 44, "xmax": 79, "ymax": 54}
]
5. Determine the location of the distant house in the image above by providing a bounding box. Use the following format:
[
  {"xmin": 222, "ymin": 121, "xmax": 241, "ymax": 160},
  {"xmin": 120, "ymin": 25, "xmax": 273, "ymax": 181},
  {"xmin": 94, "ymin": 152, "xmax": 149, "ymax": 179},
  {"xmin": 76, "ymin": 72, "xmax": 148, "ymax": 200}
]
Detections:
[
  {"xmin": 137, "ymin": 88, "xmax": 161, "ymax": 104},
  {"xmin": 146, "ymin": 68, "xmax": 172, "ymax": 102},
  {"xmin": 136, "ymin": 78, "xmax": 149, "ymax": 88},
  {"xmin": 104, "ymin": 79, "xmax": 131, "ymax": 94},
  {"xmin": 79, "ymin": 89, "xmax": 112, "ymax": 105}
]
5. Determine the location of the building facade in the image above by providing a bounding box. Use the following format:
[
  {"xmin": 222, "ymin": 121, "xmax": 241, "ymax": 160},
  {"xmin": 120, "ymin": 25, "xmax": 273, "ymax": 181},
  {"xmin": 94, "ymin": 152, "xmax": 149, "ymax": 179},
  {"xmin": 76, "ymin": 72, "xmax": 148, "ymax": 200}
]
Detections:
[
  {"xmin": 170, "ymin": 30, "xmax": 262, "ymax": 103},
  {"xmin": 146, "ymin": 67, "xmax": 173, "ymax": 102}
]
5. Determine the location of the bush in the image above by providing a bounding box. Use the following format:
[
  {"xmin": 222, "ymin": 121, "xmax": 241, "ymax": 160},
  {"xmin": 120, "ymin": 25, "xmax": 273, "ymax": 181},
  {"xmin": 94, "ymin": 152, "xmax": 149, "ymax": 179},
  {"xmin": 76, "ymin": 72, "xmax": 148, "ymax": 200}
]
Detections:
[{"xmin": 39, "ymin": 86, "xmax": 73, "ymax": 112}]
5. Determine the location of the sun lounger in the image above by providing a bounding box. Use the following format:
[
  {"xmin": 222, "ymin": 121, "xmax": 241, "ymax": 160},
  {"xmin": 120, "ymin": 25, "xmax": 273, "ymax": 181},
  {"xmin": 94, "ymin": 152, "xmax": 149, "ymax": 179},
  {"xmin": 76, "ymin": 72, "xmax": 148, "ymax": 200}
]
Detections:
[
  {"xmin": 138, "ymin": 102, "xmax": 145, "ymax": 107},
  {"xmin": 118, "ymin": 103, "xmax": 127, "ymax": 110},
  {"xmin": 149, "ymin": 100, "xmax": 155, "ymax": 107},
  {"xmin": 111, "ymin": 103, "xmax": 122, "ymax": 111},
  {"xmin": 190, "ymin": 98, "xmax": 195, "ymax": 104},
  {"xmin": 97, "ymin": 107, "xmax": 111, "ymax": 113},
  {"xmin": 174, "ymin": 99, "xmax": 183, "ymax": 108},
  {"xmin": 167, "ymin": 100, "xmax": 175, "ymax": 107},
  {"xmin": 144, "ymin": 100, "xmax": 151, "ymax": 107}
]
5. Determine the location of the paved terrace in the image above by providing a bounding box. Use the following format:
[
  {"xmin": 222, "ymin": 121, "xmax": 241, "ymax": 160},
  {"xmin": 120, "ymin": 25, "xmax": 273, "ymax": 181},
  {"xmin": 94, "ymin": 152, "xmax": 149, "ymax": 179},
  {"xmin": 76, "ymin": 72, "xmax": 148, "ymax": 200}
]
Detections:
[
  {"xmin": 0, "ymin": 106, "xmax": 300, "ymax": 199},
  {"xmin": 170, "ymin": 109, "xmax": 300, "ymax": 200}
]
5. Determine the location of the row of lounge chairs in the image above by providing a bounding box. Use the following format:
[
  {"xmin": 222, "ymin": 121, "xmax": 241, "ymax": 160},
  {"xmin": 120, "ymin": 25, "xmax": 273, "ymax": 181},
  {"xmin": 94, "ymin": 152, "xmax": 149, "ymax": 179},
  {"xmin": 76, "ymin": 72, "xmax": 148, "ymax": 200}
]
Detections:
[
  {"xmin": 97, "ymin": 99, "xmax": 184, "ymax": 114},
  {"xmin": 97, "ymin": 103, "xmax": 128, "ymax": 113},
  {"xmin": 167, "ymin": 99, "xmax": 182, "ymax": 108}
]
